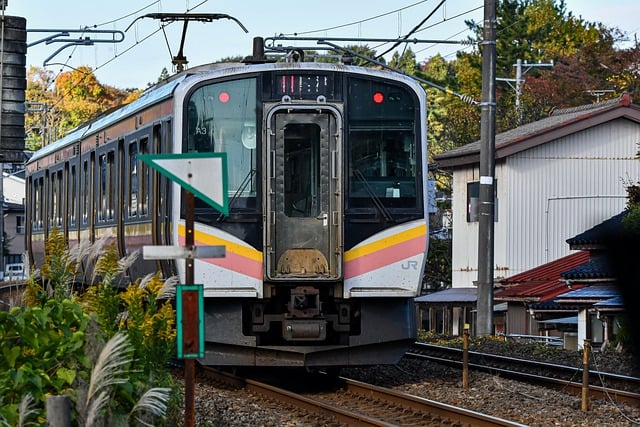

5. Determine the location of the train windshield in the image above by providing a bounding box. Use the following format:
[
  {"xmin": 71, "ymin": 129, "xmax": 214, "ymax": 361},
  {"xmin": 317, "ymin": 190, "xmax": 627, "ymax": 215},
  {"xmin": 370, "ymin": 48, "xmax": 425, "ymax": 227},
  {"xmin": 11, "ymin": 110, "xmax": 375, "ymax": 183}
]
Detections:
[
  {"xmin": 186, "ymin": 78, "xmax": 258, "ymax": 203},
  {"xmin": 347, "ymin": 77, "xmax": 419, "ymax": 209}
]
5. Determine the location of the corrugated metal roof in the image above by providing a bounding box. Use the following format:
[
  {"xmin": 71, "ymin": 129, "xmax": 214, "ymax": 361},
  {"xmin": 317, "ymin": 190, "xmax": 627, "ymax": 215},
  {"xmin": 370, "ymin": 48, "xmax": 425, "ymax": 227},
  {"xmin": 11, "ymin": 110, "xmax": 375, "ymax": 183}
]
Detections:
[
  {"xmin": 499, "ymin": 251, "xmax": 589, "ymax": 284},
  {"xmin": 432, "ymin": 93, "xmax": 640, "ymax": 169},
  {"xmin": 555, "ymin": 285, "xmax": 619, "ymax": 300},
  {"xmin": 538, "ymin": 316, "xmax": 578, "ymax": 324},
  {"xmin": 414, "ymin": 287, "xmax": 477, "ymax": 303},
  {"xmin": 494, "ymin": 251, "xmax": 589, "ymax": 302},
  {"xmin": 594, "ymin": 295, "xmax": 625, "ymax": 307}
]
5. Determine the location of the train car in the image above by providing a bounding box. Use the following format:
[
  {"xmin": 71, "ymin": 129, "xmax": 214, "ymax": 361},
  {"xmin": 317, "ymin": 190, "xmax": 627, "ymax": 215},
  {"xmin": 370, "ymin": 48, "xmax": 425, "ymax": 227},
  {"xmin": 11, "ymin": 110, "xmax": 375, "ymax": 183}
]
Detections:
[{"xmin": 25, "ymin": 38, "xmax": 429, "ymax": 369}]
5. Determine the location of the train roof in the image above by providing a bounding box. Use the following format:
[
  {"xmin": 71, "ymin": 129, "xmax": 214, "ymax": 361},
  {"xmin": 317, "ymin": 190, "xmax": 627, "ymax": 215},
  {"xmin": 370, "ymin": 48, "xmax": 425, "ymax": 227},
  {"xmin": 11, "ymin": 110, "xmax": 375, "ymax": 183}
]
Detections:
[{"xmin": 27, "ymin": 60, "xmax": 422, "ymax": 165}]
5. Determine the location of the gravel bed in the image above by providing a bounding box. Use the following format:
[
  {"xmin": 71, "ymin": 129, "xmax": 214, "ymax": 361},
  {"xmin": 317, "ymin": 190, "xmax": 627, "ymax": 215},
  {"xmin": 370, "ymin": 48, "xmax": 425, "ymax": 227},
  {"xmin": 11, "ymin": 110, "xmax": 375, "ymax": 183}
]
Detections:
[{"xmin": 171, "ymin": 341, "xmax": 640, "ymax": 426}]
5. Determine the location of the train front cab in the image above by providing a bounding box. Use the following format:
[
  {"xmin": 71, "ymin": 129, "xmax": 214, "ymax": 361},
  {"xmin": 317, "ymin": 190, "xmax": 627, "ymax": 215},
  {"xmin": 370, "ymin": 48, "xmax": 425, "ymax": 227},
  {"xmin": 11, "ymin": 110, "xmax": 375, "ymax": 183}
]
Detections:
[{"xmin": 184, "ymin": 68, "xmax": 428, "ymax": 368}]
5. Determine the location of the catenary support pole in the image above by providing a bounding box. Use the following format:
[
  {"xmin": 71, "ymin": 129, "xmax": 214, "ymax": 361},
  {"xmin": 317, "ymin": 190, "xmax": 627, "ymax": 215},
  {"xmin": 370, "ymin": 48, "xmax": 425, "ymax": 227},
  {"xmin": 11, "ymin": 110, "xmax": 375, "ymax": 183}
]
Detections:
[{"xmin": 476, "ymin": 0, "xmax": 497, "ymax": 337}]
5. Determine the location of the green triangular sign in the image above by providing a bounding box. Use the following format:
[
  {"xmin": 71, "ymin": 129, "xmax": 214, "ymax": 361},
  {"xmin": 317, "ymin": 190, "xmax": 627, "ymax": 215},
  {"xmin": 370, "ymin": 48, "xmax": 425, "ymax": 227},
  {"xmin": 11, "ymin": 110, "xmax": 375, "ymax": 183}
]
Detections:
[{"xmin": 139, "ymin": 153, "xmax": 228, "ymax": 215}]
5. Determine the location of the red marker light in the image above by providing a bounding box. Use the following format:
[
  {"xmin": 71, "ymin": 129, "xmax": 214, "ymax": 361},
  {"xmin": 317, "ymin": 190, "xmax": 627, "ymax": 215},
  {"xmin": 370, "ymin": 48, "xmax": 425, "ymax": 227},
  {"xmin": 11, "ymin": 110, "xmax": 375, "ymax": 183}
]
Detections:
[
  {"xmin": 372, "ymin": 91, "xmax": 384, "ymax": 104},
  {"xmin": 218, "ymin": 92, "xmax": 230, "ymax": 103}
]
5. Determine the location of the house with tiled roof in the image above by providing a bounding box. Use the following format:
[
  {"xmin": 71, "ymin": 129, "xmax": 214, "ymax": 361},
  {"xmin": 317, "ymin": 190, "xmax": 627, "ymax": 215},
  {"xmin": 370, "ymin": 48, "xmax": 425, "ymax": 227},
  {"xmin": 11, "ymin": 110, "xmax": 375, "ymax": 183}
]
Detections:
[
  {"xmin": 419, "ymin": 94, "xmax": 639, "ymax": 338},
  {"xmin": 491, "ymin": 212, "xmax": 628, "ymax": 350},
  {"xmin": 432, "ymin": 93, "xmax": 640, "ymax": 290},
  {"xmin": 493, "ymin": 250, "xmax": 589, "ymax": 336}
]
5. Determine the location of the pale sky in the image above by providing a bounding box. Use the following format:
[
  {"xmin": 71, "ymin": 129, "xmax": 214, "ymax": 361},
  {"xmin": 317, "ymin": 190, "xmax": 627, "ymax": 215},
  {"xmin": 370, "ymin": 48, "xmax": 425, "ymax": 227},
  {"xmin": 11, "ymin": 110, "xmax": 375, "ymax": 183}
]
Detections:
[{"xmin": 9, "ymin": 0, "xmax": 639, "ymax": 89}]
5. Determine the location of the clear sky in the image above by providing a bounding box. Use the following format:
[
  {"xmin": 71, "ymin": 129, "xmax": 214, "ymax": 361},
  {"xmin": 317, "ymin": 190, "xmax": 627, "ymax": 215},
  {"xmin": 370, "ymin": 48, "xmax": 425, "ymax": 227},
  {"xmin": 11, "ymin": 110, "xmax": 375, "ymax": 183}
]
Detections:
[{"xmin": 9, "ymin": 0, "xmax": 640, "ymax": 90}]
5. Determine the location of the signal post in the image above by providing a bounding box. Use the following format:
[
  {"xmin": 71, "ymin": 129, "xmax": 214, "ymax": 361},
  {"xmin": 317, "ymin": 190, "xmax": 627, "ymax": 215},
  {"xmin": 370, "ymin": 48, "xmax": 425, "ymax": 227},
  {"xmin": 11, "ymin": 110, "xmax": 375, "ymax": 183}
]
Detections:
[{"xmin": 140, "ymin": 153, "xmax": 228, "ymax": 427}]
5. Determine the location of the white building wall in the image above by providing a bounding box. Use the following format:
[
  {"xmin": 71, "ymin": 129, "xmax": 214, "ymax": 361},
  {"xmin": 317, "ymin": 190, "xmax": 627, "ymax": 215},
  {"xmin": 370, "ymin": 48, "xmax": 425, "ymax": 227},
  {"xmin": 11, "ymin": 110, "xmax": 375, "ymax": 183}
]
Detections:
[
  {"xmin": 451, "ymin": 118, "xmax": 640, "ymax": 287},
  {"xmin": 451, "ymin": 166, "xmax": 479, "ymax": 287},
  {"xmin": 3, "ymin": 173, "xmax": 25, "ymax": 204}
]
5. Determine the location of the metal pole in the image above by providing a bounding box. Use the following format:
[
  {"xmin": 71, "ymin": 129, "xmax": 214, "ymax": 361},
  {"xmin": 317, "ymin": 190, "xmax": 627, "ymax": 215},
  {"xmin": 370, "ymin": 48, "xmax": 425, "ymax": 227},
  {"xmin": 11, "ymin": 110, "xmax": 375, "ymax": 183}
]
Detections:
[
  {"xmin": 515, "ymin": 59, "xmax": 522, "ymax": 110},
  {"xmin": 462, "ymin": 326, "xmax": 469, "ymax": 388},
  {"xmin": 0, "ymin": 164, "xmax": 4, "ymax": 277},
  {"xmin": 184, "ymin": 190, "xmax": 195, "ymax": 427},
  {"xmin": 0, "ymin": 9, "xmax": 5, "ymax": 277},
  {"xmin": 476, "ymin": 0, "xmax": 497, "ymax": 336},
  {"xmin": 46, "ymin": 395, "xmax": 71, "ymax": 427},
  {"xmin": 581, "ymin": 339, "xmax": 591, "ymax": 411}
]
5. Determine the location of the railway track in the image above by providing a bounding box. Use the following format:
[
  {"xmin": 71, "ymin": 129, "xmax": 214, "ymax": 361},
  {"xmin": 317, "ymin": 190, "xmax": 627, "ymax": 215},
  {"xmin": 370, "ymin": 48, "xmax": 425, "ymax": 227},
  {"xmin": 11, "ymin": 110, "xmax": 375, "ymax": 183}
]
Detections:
[
  {"xmin": 406, "ymin": 342, "xmax": 640, "ymax": 407},
  {"xmin": 198, "ymin": 366, "xmax": 526, "ymax": 426}
]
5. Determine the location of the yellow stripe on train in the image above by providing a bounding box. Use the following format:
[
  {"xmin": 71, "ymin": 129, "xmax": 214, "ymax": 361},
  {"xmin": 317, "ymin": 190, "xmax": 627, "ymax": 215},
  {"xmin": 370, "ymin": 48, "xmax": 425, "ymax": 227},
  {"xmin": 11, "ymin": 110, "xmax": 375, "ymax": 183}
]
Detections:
[{"xmin": 344, "ymin": 222, "xmax": 426, "ymax": 262}]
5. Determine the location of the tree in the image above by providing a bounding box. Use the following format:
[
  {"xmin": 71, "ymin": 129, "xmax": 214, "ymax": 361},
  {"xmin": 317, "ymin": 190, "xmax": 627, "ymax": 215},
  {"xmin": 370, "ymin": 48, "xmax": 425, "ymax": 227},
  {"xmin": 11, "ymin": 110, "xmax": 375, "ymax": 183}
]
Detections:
[
  {"xmin": 25, "ymin": 66, "xmax": 136, "ymax": 150},
  {"xmin": 157, "ymin": 67, "xmax": 170, "ymax": 82},
  {"xmin": 25, "ymin": 66, "xmax": 58, "ymax": 149},
  {"xmin": 457, "ymin": 0, "xmax": 632, "ymax": 127},
  {"xmin": 388, "ymin": 48, "xmax": 417, "ymax": 74}
]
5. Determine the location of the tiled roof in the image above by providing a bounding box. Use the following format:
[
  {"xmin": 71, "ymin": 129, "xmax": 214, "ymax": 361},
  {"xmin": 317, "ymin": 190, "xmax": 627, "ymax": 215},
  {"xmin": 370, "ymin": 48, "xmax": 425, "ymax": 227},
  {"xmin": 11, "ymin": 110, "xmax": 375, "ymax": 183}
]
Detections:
[
  {"xmin": 528, "ymin": 300, "xmax": 575, "ymax": 311},
  {"xmin": 561, "ymin": 257, "xmax": 614, "ymax": 279},
  {"xmin": 566, "ymin": 211, "xmax": 628, "ymax": 248}
]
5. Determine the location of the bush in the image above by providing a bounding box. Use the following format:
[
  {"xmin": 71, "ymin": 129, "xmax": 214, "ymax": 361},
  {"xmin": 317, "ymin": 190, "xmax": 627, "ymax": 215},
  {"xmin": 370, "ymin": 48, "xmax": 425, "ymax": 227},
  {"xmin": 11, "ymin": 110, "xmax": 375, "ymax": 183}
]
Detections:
[{"xmin": 0, "ymin": 229, "xmax": 179, "ymax": 426}]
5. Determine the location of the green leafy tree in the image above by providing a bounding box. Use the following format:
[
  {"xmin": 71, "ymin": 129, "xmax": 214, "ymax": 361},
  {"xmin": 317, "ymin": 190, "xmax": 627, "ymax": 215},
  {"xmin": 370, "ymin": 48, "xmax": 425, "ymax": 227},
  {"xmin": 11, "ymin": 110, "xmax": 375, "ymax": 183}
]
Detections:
[
  {"xmin": 388, "ymin": 48, "xmax": 417, "ymax": 74},
  {"xmin": 457, "ymin": 0, "xmax": 631, "ymax": 128},
  {"xmin": 157, "ymin": 67, "xmax": 171, "ymax": 82}
]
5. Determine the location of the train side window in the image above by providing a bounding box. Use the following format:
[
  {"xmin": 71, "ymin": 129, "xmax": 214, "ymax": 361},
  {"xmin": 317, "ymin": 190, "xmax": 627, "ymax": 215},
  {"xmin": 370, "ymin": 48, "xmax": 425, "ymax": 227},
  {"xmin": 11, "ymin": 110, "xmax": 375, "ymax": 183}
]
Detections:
[
  {"xmin": 128, "ymin": 142, "xmax": 138, "ymax": 217},
  {"xmin": 139, "ymin": 137, "xmax": 149, "ymax": 216},
  {"xmin": 49, "ymin": 173, "xmax": 55, "ymax": 227},
  {"xmin": 50, "ymin": 171, "xmax": 63, "ymax": 228},
  {"xmin": 56, "ymin": 170, "xmax": 63, "ymax": 227},
  {"xmin": 107, "ymin": 151, "xmax": 115, "ymax": 220},
  {"xmin": 82, "ymin": 160, "xmax": 90, "ymax": 225},
  {"xmin": 98, "ymin": 154, "xmax": 106, "ymax": 222},
  {"xmin": 98, "ymin": 152, "xmax": 116, "ymax": 222},
  {"xmin": 34, "ymin": 176, "xmax": 43, "ymax": 230},
  {"xmin": 69, "ymin": 164, "xmax": 77, "ymax": 226}
]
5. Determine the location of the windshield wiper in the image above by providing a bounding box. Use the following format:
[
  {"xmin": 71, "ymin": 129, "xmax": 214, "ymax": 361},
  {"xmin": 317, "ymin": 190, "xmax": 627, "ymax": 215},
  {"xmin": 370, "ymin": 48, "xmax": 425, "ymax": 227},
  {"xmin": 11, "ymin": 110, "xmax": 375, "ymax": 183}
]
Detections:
[
  {"xmin": 217, "ymin": 169, "xmax": 256, "ymax": 222},
  {"xmin": 353, "ymin": 169, "xmax": 395, "ymax": 223}
]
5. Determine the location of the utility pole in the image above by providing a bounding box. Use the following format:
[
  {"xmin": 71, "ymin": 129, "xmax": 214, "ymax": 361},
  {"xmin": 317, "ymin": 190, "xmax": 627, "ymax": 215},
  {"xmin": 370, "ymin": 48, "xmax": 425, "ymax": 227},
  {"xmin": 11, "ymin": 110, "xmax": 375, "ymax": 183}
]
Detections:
[
  {"xmin": 586, "ymin": 89, "xmax": 615, "ymax": 103},
  {"xmin": 497, "ymin": 59, "xmax": 553, "ymax": 123},
  {"xmin": 476, "ymin": 0, "xmax": 497, "ymax": 337}
]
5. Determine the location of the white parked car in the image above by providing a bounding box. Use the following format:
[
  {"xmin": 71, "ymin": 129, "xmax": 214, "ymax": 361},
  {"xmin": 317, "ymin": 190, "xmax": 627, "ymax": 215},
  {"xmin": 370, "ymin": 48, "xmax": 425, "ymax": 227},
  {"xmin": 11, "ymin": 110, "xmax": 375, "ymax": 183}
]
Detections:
[{"xmin": 4, "ymin": 263, "xmax": 26, "ymax": 281}]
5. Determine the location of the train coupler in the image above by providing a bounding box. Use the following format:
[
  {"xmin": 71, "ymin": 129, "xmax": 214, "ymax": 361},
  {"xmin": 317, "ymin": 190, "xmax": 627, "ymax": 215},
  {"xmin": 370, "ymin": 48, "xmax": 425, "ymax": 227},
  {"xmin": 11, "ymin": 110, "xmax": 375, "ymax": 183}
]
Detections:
[{"xmin": 283, "ymin": 319, "xmax": 327, "ymax": 341}]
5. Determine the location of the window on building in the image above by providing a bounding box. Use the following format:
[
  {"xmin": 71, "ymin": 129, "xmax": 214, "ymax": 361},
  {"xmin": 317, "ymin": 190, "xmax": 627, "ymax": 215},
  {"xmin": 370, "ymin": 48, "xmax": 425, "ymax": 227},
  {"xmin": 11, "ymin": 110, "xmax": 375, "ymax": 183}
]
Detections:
[
  {"xmin": 16, "ymin": 215, "xmax": 24, "ymax": 234},
  {"xmin": 467, "ymin": 180, "xmax": 498, "ymax": 222}
]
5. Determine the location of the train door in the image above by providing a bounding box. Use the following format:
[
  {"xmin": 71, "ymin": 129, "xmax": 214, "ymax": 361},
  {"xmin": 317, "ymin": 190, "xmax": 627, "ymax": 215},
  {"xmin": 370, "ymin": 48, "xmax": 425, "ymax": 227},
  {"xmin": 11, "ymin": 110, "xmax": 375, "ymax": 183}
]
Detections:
[{"xmin": 266, "ymin": 109, "xmax": 341, "ymax": 280}]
